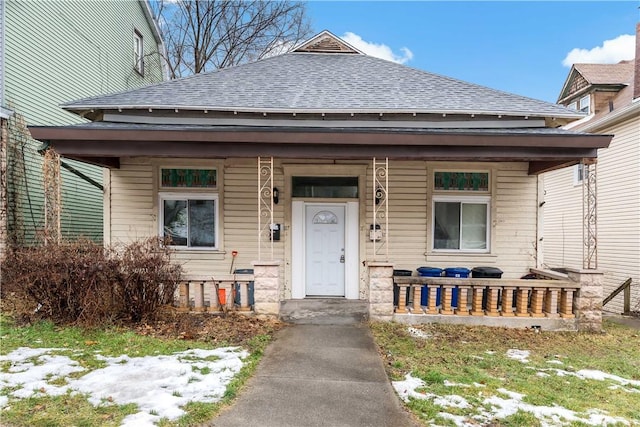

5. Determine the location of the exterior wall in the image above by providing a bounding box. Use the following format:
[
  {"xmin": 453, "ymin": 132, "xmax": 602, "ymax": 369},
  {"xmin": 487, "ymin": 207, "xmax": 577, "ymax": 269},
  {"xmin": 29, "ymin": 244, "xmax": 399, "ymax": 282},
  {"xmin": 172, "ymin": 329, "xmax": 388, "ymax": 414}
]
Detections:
[
  {"xmin": 2, "ymin": 0, "xmax": 164, "ymax": 248},
  {"xmin": 543, "ymin": 115, "xmax": 640, "ymax": 313},
  {"xmin": 108, "ymin": 158, "xmax": 540, "ymax": 302}
]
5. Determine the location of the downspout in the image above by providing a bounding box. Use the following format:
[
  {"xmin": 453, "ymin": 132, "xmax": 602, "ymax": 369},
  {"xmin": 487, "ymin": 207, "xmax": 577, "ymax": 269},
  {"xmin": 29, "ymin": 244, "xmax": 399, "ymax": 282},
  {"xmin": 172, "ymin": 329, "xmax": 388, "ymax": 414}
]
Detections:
[{"xmin": 37, "ymin": 142, "xmax": 104, "ymax": 192}]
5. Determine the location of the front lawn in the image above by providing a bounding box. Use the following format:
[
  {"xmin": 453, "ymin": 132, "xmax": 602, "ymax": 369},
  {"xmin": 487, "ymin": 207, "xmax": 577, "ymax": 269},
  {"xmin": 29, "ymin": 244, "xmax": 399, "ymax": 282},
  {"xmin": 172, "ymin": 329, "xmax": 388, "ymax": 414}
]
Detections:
[
  {"xmin": 372, "ymin": 320, "xmax": 640, "ymax": 426},
  {"xmin": 0, "ymin": 312, "xmax": 284, "ymax": 426}
]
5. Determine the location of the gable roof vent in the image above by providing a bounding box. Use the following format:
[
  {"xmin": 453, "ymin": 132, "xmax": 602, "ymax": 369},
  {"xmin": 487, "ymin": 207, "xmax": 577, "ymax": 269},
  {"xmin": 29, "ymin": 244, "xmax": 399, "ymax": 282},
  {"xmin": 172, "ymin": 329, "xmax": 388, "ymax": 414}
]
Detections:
[{"xmin": 293, "ymin": 30, "xmax": 363, "ymax": 55}]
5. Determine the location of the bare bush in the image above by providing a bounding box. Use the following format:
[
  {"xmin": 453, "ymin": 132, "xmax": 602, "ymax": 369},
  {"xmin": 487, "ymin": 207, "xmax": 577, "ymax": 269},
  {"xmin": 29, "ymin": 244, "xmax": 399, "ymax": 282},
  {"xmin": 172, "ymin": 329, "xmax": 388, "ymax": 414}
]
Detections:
[
  {"xmin": 117, "ymin": 237, "xmax": 182, "ymax": 322},
  {"xmin": 0, "ymin": 237, "xmax": 182, "ymax": 325},
  {"xmin": 1, "ymin": 239, "xmax": 120, "ymax": 325}
]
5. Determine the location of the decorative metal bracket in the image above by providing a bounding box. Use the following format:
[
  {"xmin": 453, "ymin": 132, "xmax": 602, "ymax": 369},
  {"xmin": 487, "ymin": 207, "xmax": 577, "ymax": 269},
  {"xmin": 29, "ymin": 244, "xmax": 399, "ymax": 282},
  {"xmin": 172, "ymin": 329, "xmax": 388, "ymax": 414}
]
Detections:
[
  {"xmin": 373, "ymin": 157, "xmax": 389, "ymax": 261},
  {"xmin": 582, "ymin": 160, "xmax": 597, "ymax": 269},
  {"xmin": 258, "ymin": 156, "xmax": 274, "ymax": 261}
]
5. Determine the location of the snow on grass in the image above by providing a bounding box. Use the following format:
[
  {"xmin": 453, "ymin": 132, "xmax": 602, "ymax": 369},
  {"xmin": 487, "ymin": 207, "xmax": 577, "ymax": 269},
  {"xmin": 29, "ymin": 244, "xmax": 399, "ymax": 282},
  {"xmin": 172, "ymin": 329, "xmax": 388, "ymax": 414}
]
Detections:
[
  {"xmin": 406, "ymin": 327, "xmax": 431, "ymax": 340},
  {"xmin": 506, "ymin": 349, "xmax": 530, "ymax": 363},
  {"xmin": 392, "ymin": 374, "xmax": 632, "ymax": 426},
  {"xmin": 0, "ymin": 346, "xmax": 248, "ymax": 426}
]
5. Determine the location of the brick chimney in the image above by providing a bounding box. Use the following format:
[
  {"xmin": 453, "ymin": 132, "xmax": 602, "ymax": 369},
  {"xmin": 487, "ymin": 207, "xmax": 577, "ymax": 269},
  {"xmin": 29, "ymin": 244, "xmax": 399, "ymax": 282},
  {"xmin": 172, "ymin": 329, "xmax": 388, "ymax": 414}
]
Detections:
[{"xmin": 635, "ymin": 22, "xmax": 640, "ymax": 100}]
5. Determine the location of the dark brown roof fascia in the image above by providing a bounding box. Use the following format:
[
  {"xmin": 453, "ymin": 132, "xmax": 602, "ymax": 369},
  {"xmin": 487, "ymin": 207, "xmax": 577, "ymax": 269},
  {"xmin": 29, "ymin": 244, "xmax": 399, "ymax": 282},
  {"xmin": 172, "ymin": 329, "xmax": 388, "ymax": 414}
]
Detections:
[{"xmin": 30, "ymin": 126, "xmax": 613, "ymax": 149}]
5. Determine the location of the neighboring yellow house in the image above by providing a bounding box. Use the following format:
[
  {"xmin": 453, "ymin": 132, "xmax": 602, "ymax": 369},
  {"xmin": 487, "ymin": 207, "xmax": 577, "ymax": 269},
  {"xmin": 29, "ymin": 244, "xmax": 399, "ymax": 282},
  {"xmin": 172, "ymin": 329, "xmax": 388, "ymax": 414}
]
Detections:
[
  {"xmin": 542, "ymin": 24, "xmax": 640, "ymax": 315},
  {"xmin": 32, "ymin": 31, "xmax": 612, "ymax": 330}
]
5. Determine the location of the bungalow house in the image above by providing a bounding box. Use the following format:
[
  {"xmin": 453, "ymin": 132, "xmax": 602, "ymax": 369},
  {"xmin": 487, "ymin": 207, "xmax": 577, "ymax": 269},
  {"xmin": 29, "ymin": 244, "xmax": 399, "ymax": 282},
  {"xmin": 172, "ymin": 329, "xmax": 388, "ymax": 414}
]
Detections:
[
  {"xmin": 31, "ymin": 31, "xmax": 612, "ymax": 331},
  {"xmin": 542, "ymin": 24, "xmax": 640, "ymax": 315}
]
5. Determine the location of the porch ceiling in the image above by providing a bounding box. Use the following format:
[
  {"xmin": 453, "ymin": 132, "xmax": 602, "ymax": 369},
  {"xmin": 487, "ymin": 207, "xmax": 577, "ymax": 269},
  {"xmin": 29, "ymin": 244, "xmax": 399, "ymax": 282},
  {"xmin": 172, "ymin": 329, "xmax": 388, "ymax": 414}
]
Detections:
[{"xmin": 29, "ymin": 124, "xmax": 612, "ymax": 174}]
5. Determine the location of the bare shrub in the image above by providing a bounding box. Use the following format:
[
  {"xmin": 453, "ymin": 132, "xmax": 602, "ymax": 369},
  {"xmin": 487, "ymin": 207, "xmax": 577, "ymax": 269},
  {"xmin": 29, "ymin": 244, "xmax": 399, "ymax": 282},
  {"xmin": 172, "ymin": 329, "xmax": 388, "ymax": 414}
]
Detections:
[
  {"xmin": 0, "ymin": 237, "xmax": 182, "ymax": 325},
  {"xmin": 116, "ymin": 237, "xmax": 182, "ymax": 323},
  {"xmin": 1, "ymin": 239, "xmax": 120, "ymax": 325}
]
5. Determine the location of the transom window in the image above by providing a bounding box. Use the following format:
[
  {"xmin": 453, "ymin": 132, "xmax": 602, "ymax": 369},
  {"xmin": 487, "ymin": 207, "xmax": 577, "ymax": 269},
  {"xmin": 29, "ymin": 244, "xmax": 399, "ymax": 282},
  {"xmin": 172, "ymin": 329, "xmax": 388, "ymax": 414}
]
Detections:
[
  {"xmin": 434, "ymin": 171, "xmax": 489, "ymax": 191},
  {"xmin": 161, "ymin": 168, "xmax": 217, "ymax": 188},
  {"xmin": 292, "ymin": 176, "xmax": 358, "ymax": 198},
  {"xmin": 433, "ymin": 196, "xmax": 490, "ymax": 251}
]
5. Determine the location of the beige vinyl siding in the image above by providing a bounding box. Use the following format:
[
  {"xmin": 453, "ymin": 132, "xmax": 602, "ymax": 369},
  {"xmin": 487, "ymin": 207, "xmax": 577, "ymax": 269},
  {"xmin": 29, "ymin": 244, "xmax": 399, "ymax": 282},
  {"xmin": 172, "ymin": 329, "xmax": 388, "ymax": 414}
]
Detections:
[
  {"xmin": 594, "ymin": 117, "xmax": 640, "ymax": 313},
  {"xmin": 109, "ymin": 158, "xmax": 541, "ymax": 300},
  {"xmin": 541, "ymin": 166, "xmax": 583, "ymax": 269},
  {"xmin": 543, "ymin": 115, "xmax": 640, "ymax": 313}
]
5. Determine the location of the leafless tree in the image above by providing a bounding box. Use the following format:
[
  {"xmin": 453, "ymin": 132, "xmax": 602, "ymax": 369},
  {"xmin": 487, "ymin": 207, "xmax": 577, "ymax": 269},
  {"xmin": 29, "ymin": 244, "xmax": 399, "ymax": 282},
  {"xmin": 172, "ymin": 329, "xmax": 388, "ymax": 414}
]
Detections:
[{"xmin": 151, "ymin": 0, "xmax": 312, "ymax": 78}]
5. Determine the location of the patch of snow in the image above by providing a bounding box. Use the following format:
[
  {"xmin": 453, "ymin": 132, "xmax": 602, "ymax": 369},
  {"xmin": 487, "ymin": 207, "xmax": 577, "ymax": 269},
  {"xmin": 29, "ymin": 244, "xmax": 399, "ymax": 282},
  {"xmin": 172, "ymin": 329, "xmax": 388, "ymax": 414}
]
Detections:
[
  {"xmin": 393, "ymin": 374, "xmax": 632, "ymax": 426},
  {"xmin": 546, "ymin": 359, "xmax": 564, "ymax": 365},
  {"xmin": 406, "ymin": 327, "xmax": 431, "ymax": 340},
  {"xmin": 485, "ymin": 350, "xmax": 496, "ymax": 355},
  {"xmin": 506, "ymin": 349, "xmax": 530, "ymax": 363},
  {"xmin": 0, "ymin": 346, "xmax": 248, "ymax": 425},
  {"xmin": 434, "ymin": 394, "xmax": 470, "ymax": 409},
  {"xmin": 392, "ymin": 373, "xmax": 432, "ymax": 403}
]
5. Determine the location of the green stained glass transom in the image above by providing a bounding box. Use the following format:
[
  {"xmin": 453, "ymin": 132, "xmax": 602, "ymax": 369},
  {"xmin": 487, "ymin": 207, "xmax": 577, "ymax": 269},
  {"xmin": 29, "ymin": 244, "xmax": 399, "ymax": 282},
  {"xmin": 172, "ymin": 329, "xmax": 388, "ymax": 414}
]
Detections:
[
  {"xmin": 434, "ymin": 172, "xmax": 488, "ymax": 191},
  {"xmin": 161, "ymin": 168, "xmax": 217, "ymax": 188}
]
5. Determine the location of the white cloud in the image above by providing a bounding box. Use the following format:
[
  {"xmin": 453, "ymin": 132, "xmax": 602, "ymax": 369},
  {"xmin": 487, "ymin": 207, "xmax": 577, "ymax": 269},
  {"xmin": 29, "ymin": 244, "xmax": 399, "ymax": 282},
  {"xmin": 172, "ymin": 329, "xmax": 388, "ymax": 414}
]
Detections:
[
  {"xmin": 341, "ymin": 32, "xmax": 413, "ymax": 64},
  {"xmin": 562, "ymin": 34, "xmax": 635, "ymax": 66}
]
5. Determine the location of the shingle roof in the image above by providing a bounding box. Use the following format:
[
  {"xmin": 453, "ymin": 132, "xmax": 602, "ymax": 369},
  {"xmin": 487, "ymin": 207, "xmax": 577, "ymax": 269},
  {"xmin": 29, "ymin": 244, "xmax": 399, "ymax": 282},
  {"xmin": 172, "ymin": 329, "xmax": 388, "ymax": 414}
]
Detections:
[
  {"xmin": 64, "ymin": 51, "xmax": 579, "ymax": 118},
  {"xmin": 573, "ymin": 61, "xmax": 634, "ymax": 85}
]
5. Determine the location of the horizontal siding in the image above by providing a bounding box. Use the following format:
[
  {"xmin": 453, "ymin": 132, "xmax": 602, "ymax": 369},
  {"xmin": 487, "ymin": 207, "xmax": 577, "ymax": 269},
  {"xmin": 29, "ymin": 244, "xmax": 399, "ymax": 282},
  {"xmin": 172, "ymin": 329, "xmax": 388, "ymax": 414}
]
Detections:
[
  {"xmin": 543, "ymin": 115, "xmax": 640, "ymax": 313},
  {"xmin": 109, "ymin": 159, "xmax": 546, "ymax": 299},
  {"xmin": 4, "ymin": 0, "xmax": 165, "ymax": 245}
]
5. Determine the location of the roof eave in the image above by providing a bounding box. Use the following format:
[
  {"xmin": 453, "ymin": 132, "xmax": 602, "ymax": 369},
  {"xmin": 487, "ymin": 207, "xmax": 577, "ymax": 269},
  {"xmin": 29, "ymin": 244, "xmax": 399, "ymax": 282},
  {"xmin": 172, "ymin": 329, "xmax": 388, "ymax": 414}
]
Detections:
[{"xmin": 63, "ymin": 105, "xmax": 586, "ymax": 121}]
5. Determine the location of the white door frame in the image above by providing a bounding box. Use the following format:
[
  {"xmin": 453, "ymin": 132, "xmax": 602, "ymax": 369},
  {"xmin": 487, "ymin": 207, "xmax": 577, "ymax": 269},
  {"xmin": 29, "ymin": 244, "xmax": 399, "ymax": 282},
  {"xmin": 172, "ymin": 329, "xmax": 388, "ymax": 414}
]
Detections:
[{"xmin": 292, "ymin": 201, "xmax": 359, "ymax": 299}]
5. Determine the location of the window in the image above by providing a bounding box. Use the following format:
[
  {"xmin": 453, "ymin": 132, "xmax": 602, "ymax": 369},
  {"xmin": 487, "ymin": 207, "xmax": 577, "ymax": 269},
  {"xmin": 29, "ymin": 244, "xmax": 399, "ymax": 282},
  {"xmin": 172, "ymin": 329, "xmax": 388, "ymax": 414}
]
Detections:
[
  {"xmin": 160, "ymin": 195, "xmax": 218, "ymax": 249},
  {"xmin": 134, "ymin": 30, "xmax": 144, "ymax": 75},
  {"xmin": 579, "ymin": 95, "xmax": 590, "ymax": 114},
  {"xmin": 567, "ymin": 101, "xmax": 577, "ymax": 111},
  {"xmin": 433, "ymin": 196, "xmax": 490, "ymax": 252},
  {"xmin": 292, "ymin": 176, "xmax": 358, "ymax": 198},
  {"xmin": 159, "ymin": 167, "xmax": 219, "ymax": 249}
]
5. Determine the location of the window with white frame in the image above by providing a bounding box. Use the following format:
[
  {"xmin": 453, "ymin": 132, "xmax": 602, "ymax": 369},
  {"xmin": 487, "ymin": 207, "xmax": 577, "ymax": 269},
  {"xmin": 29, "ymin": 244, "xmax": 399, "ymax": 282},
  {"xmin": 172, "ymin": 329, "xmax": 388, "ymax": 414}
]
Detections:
[
  {"xmin": 567, "ymin": 101, "xmax": 577, "ymax": 111},
  {"xmin": 579, "ymin": 95, "xmax": 590, "ymax": 114},
  {"xmin": 159, "ymin": 167, "xmax": 218, "ymax": 249},
  {"xmin": 133, "ymin": 29, "xmax": 144, "ymax": 75},
  {"xmin": 433, "ymin": 196, "xmax": 490, "ymax": 251}
]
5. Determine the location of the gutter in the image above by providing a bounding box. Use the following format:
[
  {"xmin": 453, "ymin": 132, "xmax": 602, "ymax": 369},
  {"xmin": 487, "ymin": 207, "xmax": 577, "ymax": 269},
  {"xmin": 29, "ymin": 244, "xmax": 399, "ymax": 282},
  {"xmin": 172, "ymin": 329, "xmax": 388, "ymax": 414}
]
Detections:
[
  {"xmin": 38, "ymin": 142, "xmax": 104, "ymax": 192},
  {"xmin": 575, "ymin": 100, "xmax": 640, "ymax": 133}
]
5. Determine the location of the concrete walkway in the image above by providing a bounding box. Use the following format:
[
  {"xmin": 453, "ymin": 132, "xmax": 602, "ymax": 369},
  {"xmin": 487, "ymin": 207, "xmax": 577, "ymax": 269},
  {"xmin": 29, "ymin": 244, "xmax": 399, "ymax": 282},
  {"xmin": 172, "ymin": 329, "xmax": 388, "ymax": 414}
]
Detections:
[{"xmin": 210, "ymin": 324, "xmax": 419, "ymax": 427}]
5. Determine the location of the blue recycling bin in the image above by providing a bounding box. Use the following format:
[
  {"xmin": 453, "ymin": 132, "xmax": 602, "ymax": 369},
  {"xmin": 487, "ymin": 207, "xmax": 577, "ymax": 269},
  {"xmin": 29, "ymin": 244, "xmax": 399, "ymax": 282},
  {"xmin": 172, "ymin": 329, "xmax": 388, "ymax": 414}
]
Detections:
[
  {"xmin": 443, "ymin": 267, "xmax": 470, "ymax": 308},
  {"xmin": 417, "ymin": 267, "xmax": 442, "ymax": 306},
  {"xmin": 233, "ymin": 269, "xmax": 255, "ymax": 306}
]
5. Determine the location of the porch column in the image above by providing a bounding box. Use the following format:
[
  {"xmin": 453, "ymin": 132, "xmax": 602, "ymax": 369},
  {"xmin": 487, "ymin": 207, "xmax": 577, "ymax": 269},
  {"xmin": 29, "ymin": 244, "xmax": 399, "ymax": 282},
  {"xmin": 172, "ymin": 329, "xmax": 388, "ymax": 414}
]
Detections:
[
  {"xmin": 567, "ymin": 268, "xmax": 603, "ymax": 332},
  {"xmin": 368, "ymin": 262, "xmax": 394, "ymax": 320},
  {"xmin": 252, "ymin": 260, "xmax": 281, "ymax": 316}
]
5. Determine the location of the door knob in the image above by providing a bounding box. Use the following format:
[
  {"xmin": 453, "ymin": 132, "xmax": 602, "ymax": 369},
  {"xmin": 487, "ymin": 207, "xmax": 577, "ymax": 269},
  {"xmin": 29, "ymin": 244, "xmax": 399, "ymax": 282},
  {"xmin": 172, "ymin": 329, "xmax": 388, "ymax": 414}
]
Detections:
[{"xmin": 340, "ymin": 255, "xmax": 345, "ymax": 263}]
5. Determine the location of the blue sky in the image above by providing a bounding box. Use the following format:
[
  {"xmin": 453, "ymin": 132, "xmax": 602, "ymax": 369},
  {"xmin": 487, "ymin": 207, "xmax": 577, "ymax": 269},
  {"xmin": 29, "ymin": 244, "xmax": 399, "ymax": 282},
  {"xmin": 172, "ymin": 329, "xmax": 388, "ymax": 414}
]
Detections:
[{"xmin": 307, "ymin": 1, "xmax": 638, "ymax": 103}]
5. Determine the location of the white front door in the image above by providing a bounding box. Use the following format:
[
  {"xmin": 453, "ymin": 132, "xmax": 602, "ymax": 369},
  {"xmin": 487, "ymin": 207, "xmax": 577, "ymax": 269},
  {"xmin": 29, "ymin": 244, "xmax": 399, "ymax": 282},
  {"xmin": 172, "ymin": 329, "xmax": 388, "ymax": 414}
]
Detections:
[{"xmin": 305, "ymin": 204, "xmax": 345, "ymax": 296}]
